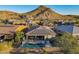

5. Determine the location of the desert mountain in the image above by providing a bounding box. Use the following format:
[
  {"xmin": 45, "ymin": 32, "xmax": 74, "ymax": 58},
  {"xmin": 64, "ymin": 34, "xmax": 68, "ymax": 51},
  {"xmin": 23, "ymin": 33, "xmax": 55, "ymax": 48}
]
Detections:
[
  {"xmin": 0, "ymin": 5, "xmax": 76, "ymax": 21},
  {"xmin": 24, "ymin": 5, "xmax": 75, "ymax": 20},
  {"xmin": 0, "ymin": 11, "xmax": 21, "ymax": 20}
]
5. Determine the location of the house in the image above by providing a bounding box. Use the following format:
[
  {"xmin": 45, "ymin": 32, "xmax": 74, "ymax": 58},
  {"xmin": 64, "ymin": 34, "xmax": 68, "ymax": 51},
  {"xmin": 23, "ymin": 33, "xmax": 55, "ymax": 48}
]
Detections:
[
  {"xmin": 13, "ymin": 21, "xmax": 26, "ymax": 25},
  {"xmin": 25, "ymin": 26, "xmax": 56, "ymax": 44},
  {"xmin": 55, "ymin": 24, "xmax": 79, "ymax": 36},
  {"xmin": 0, "ymin": 25, "xmax": 17, "ymax": 40},
  {"xmin": 0, "ymin": 25, "xmax": 27, "ymax": 41}
]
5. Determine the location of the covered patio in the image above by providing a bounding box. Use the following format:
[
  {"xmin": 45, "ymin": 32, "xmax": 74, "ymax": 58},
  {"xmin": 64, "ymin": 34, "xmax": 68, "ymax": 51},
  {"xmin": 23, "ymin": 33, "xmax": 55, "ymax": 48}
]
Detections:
[{"xmin": 25, "ymin": 26, "xmax": 56, "ymax": 44}]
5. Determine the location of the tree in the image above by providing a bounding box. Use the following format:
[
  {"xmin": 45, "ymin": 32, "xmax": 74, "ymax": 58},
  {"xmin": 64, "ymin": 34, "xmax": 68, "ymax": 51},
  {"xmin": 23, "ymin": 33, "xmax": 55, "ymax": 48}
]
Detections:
[
  {"xmin": 14, "ymin": 32, "xmax": 25, "ymax": 47},
  {"xmin": 15, "ymin": 32, "xmax": 25, "ymax": 42},
  {"xmin": 54, "ymin": 33, "xmax": 79, "ymax": 53},
  {"xmin": 3, "ymin": 20, "xmax": 9, "ymax": 24}
]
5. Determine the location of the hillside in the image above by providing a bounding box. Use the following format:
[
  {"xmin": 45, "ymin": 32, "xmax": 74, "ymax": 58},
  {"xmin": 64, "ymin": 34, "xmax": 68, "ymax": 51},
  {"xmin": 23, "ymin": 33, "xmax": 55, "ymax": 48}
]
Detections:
[
  {"xmin": 0, "ymin": 11, "xmax": 21, "ymax": 20},
  {"xmin": 24, "ymin": 5, "xmax": 76, "ymax": 21},
  {"xmin": 0, "ymin": 5, "xmax": 77, "ymax": 21},
  {"xmin": 67, "ymin": 15, "xmax": 79, "ymax": 19}
]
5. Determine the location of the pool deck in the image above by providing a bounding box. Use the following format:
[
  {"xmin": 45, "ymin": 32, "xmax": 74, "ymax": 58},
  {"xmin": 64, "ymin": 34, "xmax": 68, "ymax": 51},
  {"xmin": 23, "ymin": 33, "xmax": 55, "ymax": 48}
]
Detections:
[{"xmin": 10, "ymin": 47, "xmax": 63, "ymax": 54}]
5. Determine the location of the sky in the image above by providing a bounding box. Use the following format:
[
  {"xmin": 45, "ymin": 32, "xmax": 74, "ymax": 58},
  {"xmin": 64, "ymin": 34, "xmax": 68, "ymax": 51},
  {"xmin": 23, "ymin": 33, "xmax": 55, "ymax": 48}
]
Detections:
[{"xmin": 0, "ymin": 5, "xmax": 79, "ymax": 15}]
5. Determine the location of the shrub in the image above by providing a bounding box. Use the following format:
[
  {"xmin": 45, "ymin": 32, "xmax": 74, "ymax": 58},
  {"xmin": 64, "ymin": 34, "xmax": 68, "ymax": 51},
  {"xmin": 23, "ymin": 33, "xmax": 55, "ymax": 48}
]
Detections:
[{"xmin": 54, "ymin": 33, "xmax": 79, "ymax": 53}]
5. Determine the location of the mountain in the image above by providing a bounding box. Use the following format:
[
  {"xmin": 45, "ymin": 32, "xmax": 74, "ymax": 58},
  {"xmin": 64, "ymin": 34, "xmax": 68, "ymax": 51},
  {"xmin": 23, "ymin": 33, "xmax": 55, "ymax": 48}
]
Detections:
[
  {"xmin": 0, "ymin": 11, "xmax": 21, "ymax": 20},
  {"xmin": 0, "ymin": 5, "xmax": 77, "ymax": 21},
  {"xmin": 24, "ymin": 5, "xmax": 75, "ymax": 20}
]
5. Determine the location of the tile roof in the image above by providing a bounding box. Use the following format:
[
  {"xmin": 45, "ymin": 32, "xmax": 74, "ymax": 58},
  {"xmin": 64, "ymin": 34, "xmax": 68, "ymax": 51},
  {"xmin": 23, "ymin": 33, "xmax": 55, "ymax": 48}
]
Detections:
[{"xmin": 26, "ymin": 26, "xmax": 56, "ymax": 36}]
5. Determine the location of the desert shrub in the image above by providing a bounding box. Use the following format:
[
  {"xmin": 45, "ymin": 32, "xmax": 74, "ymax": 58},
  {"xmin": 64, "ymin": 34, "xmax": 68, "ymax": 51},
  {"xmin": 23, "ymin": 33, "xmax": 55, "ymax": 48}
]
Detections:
[
  {"xmin": 54, "ymin": 33, "xmax": 79, "ymax": 54},
  {"xmin": 0, "ymin": 41, "xmax": 13, "ymax": 53}
]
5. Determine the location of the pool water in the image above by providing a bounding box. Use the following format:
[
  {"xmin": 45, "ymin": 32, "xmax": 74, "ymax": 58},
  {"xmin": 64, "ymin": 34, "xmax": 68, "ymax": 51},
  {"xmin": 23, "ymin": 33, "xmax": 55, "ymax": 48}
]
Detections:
[{"xmin": 21, "ymin": 43, "xmax": 45, "ymax": 48}]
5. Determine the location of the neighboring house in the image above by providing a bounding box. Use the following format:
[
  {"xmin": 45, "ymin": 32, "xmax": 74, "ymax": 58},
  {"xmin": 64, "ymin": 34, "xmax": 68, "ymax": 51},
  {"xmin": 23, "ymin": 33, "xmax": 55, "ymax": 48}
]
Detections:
[
  {"xmin": 55, "ymin": 24, "xmax": 79, "ymax": 36},
  {"xmin": 25, "ymin": 26, "xmax": 56, "ymax": 43},
  {"xmin": 0, "ymin": 25, "xmax": 17, "ymax": 40},
  {"xmin": 13, "ymin": 21, "xmax": 26, "ymax": 25},
  {"xmin": 8, "ymin": 19, "xmax": 26, "ymax": 25},
  {"xmin": 0, "ymin": 25, "xmax": 27, "ymax": 41}
]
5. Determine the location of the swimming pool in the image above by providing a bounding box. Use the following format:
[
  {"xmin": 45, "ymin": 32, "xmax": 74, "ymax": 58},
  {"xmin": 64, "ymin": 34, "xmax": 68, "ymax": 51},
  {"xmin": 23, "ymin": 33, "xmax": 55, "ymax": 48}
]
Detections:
[{"xmin": 21, "ymin": 43, "xmax": 45, "ymax": 48}]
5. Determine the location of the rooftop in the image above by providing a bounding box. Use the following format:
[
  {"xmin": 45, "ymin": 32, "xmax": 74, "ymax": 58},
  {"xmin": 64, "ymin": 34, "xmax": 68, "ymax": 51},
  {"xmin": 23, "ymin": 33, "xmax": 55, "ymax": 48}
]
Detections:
[
  {"xmin": 0, "ymin": 25, "xmax": 26, "ymax": 35},
  {"xmin": 55, "ymin": 24, "xmax": 79, "ymax": 34},
  {"xmin": 0, "ymin": 25, "xmax": 18, "ymax": 34},
  {"xmin": 26, "ymin": 26, "xmax": 56, "ymax": 36}
]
